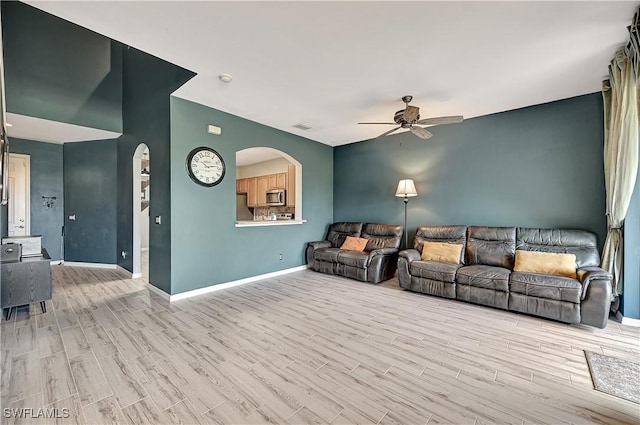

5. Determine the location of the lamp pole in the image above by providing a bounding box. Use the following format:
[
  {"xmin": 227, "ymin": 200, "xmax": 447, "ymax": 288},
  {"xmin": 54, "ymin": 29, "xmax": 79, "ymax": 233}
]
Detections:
[{"xmin": 403, "ymin": 196, "xmax": 409, "ymax": 249}]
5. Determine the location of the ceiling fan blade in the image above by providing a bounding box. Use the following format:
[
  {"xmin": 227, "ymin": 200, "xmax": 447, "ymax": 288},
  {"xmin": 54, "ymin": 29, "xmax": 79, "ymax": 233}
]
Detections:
[
  {"xmin": 416, "ymin": 115, "xmax": 464, "ymax": 126},
  {"xmin": 403, "ymin": 105, "xmax": 420, "ymax": 123},
  {"xmin": 357, "ymin": 122, "xmax": 397, "ymax": 125},
  {"xmin": 377, "ymin": 127, "xmax": 402, "ymax": 138},
  {"xmin": 410, "ymin": 126, "xmax": 433, "ymax": 140}
]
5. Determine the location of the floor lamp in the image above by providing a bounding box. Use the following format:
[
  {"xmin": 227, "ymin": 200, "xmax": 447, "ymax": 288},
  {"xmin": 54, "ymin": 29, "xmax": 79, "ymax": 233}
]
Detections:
[{"xmin": 395, "ymin": 179, "xmax": 418, "ymax": 249}]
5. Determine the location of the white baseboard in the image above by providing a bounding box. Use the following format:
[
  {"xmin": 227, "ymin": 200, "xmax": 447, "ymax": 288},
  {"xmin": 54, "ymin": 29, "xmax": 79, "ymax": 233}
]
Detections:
[
  {"xmin": 63, "ymin": 262, "xmax": 118, "ymax": 269},
  {"xmin": 50, "ymin": 260, "xmax": 63, "ymax": 265},
  {"xmin": 164, "ymin": 265, "xmax": 309, "ymax": 302},
  {"xmin": 131, "ymin": 272, "xmax": 143, "ymax": 279},
  {"xmin": 621, "ymin": 316, "xmax": 640, "ymax": 327},
  {"xmin": 147, "ymin": 282, "xmax": 171, "ymax": 300}
]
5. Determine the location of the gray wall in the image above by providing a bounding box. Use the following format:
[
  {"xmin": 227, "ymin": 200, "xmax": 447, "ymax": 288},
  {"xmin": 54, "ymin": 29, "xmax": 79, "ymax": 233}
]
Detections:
[
  {"xmin": 1, "ymin": 138, "xmax": 64, "ymax": 260},
  {"xmin": 170, "ymin": 97, "xmax": 334, "ymax": 295},
  {"xmin": 63, "ymin": 139, "xmax": 118, "ymax": 264},
  {"xmin": 1, "ymin": 2, "xmax": 123, "ymax": 132},
  {"xmin": 334, "ymin": 93, "xmax": 607, "ymax": 249},
  {"xmin": 116, "ymin": 47, "xmax": 195, "ymax": 294},
  {"xmin": 622, "ymin": 153, "xmax": 640, "ymax": 319}
]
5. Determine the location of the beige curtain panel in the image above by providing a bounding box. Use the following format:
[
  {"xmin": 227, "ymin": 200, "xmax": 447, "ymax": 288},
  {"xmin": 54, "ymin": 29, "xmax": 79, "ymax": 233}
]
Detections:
[{"xmin": 601, "ymin": 10, "xmax": 640, "ymax": 299}]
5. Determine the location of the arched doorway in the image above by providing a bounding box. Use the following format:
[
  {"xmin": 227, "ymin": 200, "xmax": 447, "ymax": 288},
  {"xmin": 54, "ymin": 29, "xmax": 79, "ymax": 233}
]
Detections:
[{"xmin": 132, "ymin": 144, "xmax": 150, "ymax": 280}]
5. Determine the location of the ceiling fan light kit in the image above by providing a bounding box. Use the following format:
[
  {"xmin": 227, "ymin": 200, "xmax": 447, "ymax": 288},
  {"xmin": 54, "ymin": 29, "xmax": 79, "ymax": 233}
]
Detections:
[{"xmin": 359, "ymin": 95, "xmax": 464, "ymax": 140}]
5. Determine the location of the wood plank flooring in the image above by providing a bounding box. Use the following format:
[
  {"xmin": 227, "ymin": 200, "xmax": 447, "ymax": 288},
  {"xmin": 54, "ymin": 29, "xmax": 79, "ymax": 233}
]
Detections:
[{"xmin": 1, "ymin": 266, "xmax": 639, "ymax": 424}]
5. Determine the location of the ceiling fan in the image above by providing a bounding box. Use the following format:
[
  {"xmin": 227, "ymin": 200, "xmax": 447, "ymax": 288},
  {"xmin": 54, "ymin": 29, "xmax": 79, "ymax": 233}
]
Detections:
[{"xmin": 358, "ymin": 95, "xmax": 464, "ymax": 139}]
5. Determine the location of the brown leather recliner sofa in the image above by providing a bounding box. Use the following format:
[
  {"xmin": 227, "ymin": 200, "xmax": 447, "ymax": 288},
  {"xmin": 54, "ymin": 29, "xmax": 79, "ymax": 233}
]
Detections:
[
  {"xmin": 398, "ymin": 225, "xmax": 612, "ymax": 328},
  {"xmin": 306, "ymin": 222, "xmax": 403, "ymax": 283}
]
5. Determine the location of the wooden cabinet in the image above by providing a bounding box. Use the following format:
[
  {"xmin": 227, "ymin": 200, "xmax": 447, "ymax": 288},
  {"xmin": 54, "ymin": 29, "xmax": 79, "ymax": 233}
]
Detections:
[
  {"xmin": 287, "ymin": 164, "xmax": 296, "ymax": 207},
  {"xmin": 1, "ymin": 249, "xmax": 52, "ymax": 320},
  {"xmin": 236, "ymin": 178, "xmax": 248, "ymax": 194},
  {"xmin": 268, "ymin": 174, "xmax": 277, "ymax": 190},
  {"xmin": 247, "ymin": 178, "xmax": 258, "ymax": 207},
  {"xmin": 276, "ymin": 173, "xmax": 286, "ymax": 189},
  {"xmin": 257, "ymin": 175, "xmax": 269, "ymax": 206}
]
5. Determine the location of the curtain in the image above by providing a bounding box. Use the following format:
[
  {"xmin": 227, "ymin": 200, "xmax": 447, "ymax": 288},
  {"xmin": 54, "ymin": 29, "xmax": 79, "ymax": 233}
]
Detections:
[{"xmin": 601, "ymin": 10, "xmax": 640, "ymax": 302}]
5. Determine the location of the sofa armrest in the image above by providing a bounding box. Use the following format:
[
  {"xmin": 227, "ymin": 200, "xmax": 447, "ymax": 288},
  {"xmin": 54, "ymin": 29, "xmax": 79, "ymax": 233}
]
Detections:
[
  {"xmin": 397, "ymin": 249, "xmax": 420, "ymax": 289},
  {"xmin": 305, "ymin": 240, "xmax": 332, "ymax": 267},
  {"xmin": 308, "ymin": 240, "xmax": 332, "ymax": 250},
  {"xmin": 577, "ymin": 267, "xmax": 613, "ymax": 300},
  {"xmin": 399, "ymin": 249, "xmax": 421, "ymax": 263},
  {"xmin": 369, "ymin": 248, "xmax": 399, "ymax": 257}
]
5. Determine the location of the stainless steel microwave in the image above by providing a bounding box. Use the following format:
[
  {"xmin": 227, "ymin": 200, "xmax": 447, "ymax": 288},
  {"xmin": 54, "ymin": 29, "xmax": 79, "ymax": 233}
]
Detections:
[{"xmin": 266, "ymin": 189, "xmax": 286, "ymax": 206}]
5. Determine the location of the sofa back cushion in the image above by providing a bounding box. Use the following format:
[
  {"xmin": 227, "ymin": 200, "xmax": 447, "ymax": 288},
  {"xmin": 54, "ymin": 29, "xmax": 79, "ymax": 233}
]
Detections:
[
  {"xmin": 361, "ymin": 223, "xmax": 403, "ymax": 251},
  {"xmin": 414, "ymin": 225, "xmax": 467, "ymax": 264},
  {"xmin": 466, "ymin": 226, "xmax": 516, "ymax": 269},
  {"xmin": 516, "ymin": 227, "xmax": 600, "ymax": 268},
  {"xmin": 326, "ymin": 222, "xmax": 364, "ymax": 248}
]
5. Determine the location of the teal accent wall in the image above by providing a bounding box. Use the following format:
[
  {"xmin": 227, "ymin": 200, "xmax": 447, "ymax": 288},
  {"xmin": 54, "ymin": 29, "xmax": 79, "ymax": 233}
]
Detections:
[
  {"xmin": 334, "ymin": 93, "xmax": 607, "ymax": 249},
  {"xmin": 622, "ymin": 152, "xmax": 640, "ymax": 319},
  {"xmin": 1, "ymin": 139, "xmax": 64, "ymax": 260},
  {"xmin": 64, "ymin": 139, "xmax": 118, "ymax": 264},
  {"xmin": 1, "ymin": 2, "xmax": 123, "ymax": 132},
  {"xmin": 170, "ymin": 97, "xmax": 333, "ymax": 295},
  {"xmin": 116, "ymin": 47, "xmax": 195, "ymax": 293}
]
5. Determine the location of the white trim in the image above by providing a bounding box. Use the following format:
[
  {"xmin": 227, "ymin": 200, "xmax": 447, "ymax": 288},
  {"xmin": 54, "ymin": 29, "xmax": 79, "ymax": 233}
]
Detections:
[
  {"xmin": 167, "ymin": 265, "xmax": 309, "ymax": 302},
  {"xmin": 132, "ymin": 272, "xmax": 143, "ymax": 279},
  {"xmin": 8, "ymin": 153, "xmax": 31, "ymax": 236},
  {"xmin": 621, "ymin": 316, "xmax": 640, "ymax": 327},
  {"xmin": 147, "ymin": 282, "xmax": 170, "ymax": 301},
  {"xmin": 235, "ymin": 219, "xmax": 307, "ymax": 227},
  {"xmin": 50, "ymin": 260, "xmax": 62, "ymax": 265},
  {"xmin": 141, "ymin": 248, "xmax": 149, "ymax": 252},
  {"xmin": 63, "ymin": 262, "xmax": 118, "ymax": 269}
]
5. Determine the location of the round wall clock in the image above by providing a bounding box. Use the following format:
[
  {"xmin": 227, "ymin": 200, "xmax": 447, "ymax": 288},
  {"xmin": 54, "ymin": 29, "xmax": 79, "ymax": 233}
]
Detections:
[{"xmin": 186, "ymin": 147, "xmax": 226, "ymax": 187}]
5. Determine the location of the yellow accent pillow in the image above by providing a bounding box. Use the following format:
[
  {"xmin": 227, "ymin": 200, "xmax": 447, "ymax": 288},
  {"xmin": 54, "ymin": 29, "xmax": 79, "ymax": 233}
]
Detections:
[
  {"xmin": 514, "ymin": 250, "xmax": 577, "ymax": 278},
  {"xmin": 421, "ymin": 242, "xmax": 463, "ymax": 264},
  {"xmin": 340, "ymin": 236, "xmax": 368, "ymax": 252}
]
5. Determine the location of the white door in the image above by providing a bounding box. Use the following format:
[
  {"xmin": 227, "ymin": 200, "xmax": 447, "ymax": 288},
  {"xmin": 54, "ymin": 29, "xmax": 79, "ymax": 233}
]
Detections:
[{"xmin": 8, "ymin": 153, "xmax": 30, "ymax": 236}]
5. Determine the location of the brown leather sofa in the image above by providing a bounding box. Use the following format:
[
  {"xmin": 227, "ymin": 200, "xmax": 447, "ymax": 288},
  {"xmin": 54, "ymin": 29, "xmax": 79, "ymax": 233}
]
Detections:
[
  {"xmin": 398, "ymin": 225, "xmax": 612, "ymax": 328},
  {"xmin": 306, "ymin": 222, "xmax": 403, "ymax": 283}
]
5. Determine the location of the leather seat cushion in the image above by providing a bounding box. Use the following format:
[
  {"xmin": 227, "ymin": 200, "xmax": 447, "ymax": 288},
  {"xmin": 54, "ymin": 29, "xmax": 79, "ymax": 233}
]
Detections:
[
  {"xmin": 314, "ymin": 248, "xmax": 342, "ymax": 263},
  {"xmin": 409, "ymin": 260, "xmax": 461, "ymax": 283},
  {"xmin": 337, "ymin": 251, "xmax": 370, "ymax": 268},
  {"xmin": 456, "ymin": 265, "xmax": 510, "ymax": 292},
  {"xmin": 509, "ymin": 271, "xmax": 582, "ymax": 303}
]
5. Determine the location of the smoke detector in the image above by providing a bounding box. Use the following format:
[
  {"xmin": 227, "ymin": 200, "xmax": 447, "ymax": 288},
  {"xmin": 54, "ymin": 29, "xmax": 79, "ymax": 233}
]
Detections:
[
  {"xmin": 218, "ymin": 73, "xmax": 233, "ymax": 83},
  {"xmin": 292, "ymin": 123, "xmax": 312, "ymax": 131}
]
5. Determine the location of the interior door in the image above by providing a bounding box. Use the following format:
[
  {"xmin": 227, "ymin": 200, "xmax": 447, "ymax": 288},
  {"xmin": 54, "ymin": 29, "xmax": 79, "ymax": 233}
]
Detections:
[{"xmin": 7, "ymin": 153, "xmax": 29, "ymax": 236}]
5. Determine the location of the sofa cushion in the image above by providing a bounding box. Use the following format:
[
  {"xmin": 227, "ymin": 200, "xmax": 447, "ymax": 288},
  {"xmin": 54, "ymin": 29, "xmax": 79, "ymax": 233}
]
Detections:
[
  {"xmin": 514, "ymin": 250, "xmax": 577, "ymax": 278},
  {"xmin": 326, "ymin": 222, "xmax": 363, "ymax": 248},
  {"xmin": 516, "ymin": 228, "xmax": 600, "ymax": 268},
  {"xmin": 509, "ymin": 271, "xmax": 582, "ymax": 303},
  {"xmin": 409, "ymin": 260, "xmax": 461, "ymax": 283},
  {"xmin": 340, "ymin": 236, "xmax": 368, "ymax": 252},
  {"xmin": 337, "ymin": 251, "xmax": 370, "ymax": 268},
  {"xmin": 362, "ymin": 223, "xmax": 403, "ymax": 251},
  {"xmin": 421, "ymin": 242, "xmax": 463, "ymax": 264},
  {"xmin": 414, "ymin": 225, "xmax": 467, "ymax": 264},
  {"xmin": 466, "ymin": 226, "xmax": 516, "ymax": 269},
  {"xmin": 314, "ymin": 247, "xmax": 342, "ymax": 263},
  {"xmin": 456, "ymin": 265, "xmax": 510, "ymax": 292}
]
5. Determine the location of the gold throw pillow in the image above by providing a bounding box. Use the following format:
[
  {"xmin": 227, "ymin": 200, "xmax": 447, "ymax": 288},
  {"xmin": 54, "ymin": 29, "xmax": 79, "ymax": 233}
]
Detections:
[
  {"xmin": 514, "ymin": 250, "xmax": 577, "ymax": 278},
  {"xmin": 421, "ymin": 242, "xmax": 463, "ymax": 264},
  {"xmin": 340, "ymin": 236, "xmax": 368, "ymax": 252}
]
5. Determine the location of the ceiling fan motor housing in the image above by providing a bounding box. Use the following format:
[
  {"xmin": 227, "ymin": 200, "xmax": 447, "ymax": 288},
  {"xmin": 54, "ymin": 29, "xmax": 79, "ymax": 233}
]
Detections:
[{"xmin": 394, "ymin": 106, "xmax": 420, "ymax": 127}]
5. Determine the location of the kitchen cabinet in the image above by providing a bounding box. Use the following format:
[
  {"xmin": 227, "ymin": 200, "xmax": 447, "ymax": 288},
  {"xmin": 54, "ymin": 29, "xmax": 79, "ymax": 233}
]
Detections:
[
  {"xmin": 276, "ymin": 173, "xmax": 286, "ymax": 189},
  {"xmin": 236, "ymin": 178, "xmax": 248, "ymax": 194},
  {"xmin": 247, "ymin": 178, "xmax": 258, "ymax": 207},
  {"xmin": 268, "ymin": 174, "xmax": 277, "ymax": 190},
  {"xmin": 257, "ymin": 175, "xmax": 269, "ymax": 206},
  {"xmin": 287, "ymin": 165, "xmax": 296, "ymax": 207}
]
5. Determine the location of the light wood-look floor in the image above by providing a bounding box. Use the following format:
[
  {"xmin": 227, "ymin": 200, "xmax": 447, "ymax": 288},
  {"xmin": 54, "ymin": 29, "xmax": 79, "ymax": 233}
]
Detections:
[{"xmin": 1, "ymin": 266, "xmax": 639, "ymax": 425}]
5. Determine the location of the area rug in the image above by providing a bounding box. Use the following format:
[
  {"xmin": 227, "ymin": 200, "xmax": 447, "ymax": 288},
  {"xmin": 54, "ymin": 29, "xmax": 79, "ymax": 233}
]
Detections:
[{"xmin": 584, "ymin": 350, "xmax": 640, "ymax": 404}]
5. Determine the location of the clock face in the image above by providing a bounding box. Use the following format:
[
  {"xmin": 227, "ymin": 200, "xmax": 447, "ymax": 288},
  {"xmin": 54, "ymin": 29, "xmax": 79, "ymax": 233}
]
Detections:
[{"xmin": 186, "ymin": 147, "xmax": 225, "ymax": 187}]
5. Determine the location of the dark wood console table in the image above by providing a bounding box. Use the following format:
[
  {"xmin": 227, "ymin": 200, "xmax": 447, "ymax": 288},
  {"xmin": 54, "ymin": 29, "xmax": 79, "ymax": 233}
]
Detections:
[{"xmin": 1, "ymin": 249, "xmax": 52, "ymax": 320}]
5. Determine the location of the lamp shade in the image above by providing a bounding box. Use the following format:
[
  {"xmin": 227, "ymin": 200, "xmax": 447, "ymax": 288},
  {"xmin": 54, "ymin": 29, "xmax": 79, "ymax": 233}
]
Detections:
[{"xmin": 395, "ymin": 179, "xmax": 418, "ymax": 198}]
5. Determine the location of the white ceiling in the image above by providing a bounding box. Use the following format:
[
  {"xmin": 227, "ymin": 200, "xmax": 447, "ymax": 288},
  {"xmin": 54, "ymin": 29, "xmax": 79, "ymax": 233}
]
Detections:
[
  {"xmin": 26, "ymin": 1, "xmax": 637, "ymax": 147},
  {"xmin": 236, "ymin": 147, "xmax": 285, "ymax": 167},
  {"xmin": 6, "ymin": 113, "xmax": 121, "ymax": 144}
]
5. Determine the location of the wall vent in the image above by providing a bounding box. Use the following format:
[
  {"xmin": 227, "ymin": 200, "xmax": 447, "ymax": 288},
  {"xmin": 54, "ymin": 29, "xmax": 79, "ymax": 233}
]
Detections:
[{"xmin": 292, "ymin": 123, "xmax": 312, "ymax": 131}]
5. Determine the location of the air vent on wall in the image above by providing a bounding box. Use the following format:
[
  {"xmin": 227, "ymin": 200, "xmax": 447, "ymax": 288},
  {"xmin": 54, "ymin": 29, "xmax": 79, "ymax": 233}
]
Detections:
[{"xmin": 292, "ymin": 123, "xmax": 312, "ymax": 131}]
